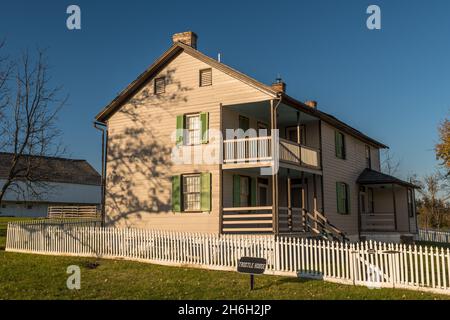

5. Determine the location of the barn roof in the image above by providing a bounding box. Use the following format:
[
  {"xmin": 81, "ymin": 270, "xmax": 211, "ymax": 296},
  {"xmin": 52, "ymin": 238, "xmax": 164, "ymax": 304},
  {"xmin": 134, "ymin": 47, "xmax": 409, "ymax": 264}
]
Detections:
[{"xmin": 0, "ymin": 152, "xmax": 101, "ymax": 186}]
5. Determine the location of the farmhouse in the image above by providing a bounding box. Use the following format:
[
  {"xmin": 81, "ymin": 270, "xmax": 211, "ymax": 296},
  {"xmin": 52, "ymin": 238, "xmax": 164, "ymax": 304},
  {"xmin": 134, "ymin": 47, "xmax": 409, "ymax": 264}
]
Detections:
[
  {"xmin": 0, "ymin": 153, "xmax": 101, "ymax": 217},
  {"xmin": 95, "ymin": 31, "xmax": 418, "ymax": 242}
]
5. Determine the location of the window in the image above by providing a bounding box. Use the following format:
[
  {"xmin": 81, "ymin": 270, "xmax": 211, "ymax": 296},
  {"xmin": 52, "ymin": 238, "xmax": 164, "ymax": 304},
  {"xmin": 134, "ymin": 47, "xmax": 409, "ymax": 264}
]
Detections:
[
  {"xmin": 336, "ymin": 182, "xmax": 350, "ymax": 214},
  {"xmin": 172, "ymin": 173, "xmax": 211, "ymax": 212},
  {"xmin": 365, "ymin": 145, "xmax": 371, "ymax": 169},
  {"xmin": 182, "ymin": 174, "xmax": 201, "ymax": 211},
  {"xmin": 233, "ymin": 175, "xmax": 256, "ymax": 207},
  {"xmin": 176, "ymin": 113, "xmax": 209, "ymax": 146},
  {"xmin": 240, "ymin": 176, "xmax": 250, "ymax": 207},
  {"xmin": 199, "ymin": 68, "xmax": 212, "ymax": 87},
  {"xmin": 257, "ymin": 122, "xmax": 269, "ymax": 137},
  {"xmin": 239, "ymin": 115, "xmax": 250, "ymax": 131},
  {"xmin": 185, "ymin": 114, "xmax": 201, "ymax": 145},
  {"xmin": 154, "ymin": 77, "xmax": 166, "ymax": 94},
  {"xmin": 407, "ymin": 188, "xmax": 415, "ymax": 217},
  {"xmin": 286, "ymin": 126, "xmax": 306, "ymax": 144},
  {"xmin": 258, "ymin": 184, "xmax": 268, "ymax": 206},
  {"xmin": 335, "ymin": 131, "xmax": 346, "ymax": 159}
]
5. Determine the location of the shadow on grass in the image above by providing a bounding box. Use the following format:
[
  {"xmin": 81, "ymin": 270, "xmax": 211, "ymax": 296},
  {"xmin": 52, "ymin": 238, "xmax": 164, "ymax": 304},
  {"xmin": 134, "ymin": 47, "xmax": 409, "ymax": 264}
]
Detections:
[{"xmin": 254, "ymin": 276, "xmax": 320, "ymax": 291}]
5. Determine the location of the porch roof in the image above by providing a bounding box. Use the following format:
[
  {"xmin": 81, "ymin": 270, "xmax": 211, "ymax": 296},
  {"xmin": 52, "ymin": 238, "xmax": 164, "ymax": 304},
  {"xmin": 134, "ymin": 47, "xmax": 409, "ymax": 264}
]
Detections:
[{"xmin": 357, "ymin": 168, "xmax": 418, "ymax": 189}]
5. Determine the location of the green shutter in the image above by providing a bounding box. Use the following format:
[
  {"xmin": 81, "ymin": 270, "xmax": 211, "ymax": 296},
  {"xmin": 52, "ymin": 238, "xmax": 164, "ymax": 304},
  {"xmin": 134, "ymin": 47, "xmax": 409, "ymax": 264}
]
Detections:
[
  {"xmin": 233, "ymin": 175, "xmax": 241, "ymax": 207},
  {"xmin": 341, "ymin": 134, "xmax": 346, "ymax": 159},
  {"xmin": 200, "ymin": 112, "xmax": 209, "ymax": 144},
  {"xmin": 250, "ymin": 178, "xmax": 257, "ymax": 206},
  {"xmin": 172, "ymin": 175, "xmax": 181, "ymax": 212},
  {"xmin": 336, "ymin": 182, "xmax": 344, "ymax": 214},
  {"xmin": 336, "ymin": 182, "xmax": 350, "ymax": 214},
  {"xmin": 335, "ymin": 131, "xmax": 342, "ymax": 158},
  {"xmin": 200, "ymin": 172, "xmax": 211, "ymax": 211},
  {"xmin": 176, "ymin": 115, "xmax": 184, "ymax": 145},
  {"xmin": 346, "ymin": 184, "xmax": 350, "ymax": 214}
]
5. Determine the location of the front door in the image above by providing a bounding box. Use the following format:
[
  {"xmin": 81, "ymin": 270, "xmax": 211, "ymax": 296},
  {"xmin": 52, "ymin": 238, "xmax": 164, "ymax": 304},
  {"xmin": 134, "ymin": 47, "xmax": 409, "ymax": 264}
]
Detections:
[{"xmin": 291, "ymin": 185, "xmax": 303, "ymax": 209}]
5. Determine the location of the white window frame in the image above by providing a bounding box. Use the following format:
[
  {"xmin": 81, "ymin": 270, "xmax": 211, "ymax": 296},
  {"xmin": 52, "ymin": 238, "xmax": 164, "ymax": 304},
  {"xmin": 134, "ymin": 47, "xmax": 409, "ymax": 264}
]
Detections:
[
  {"xmin": 184, "ymin": 113, "xmax": 201, "ymax": 146},
  {"xmin": 182, "ymin": 174, "xmax": 201, "ymax": 212}
]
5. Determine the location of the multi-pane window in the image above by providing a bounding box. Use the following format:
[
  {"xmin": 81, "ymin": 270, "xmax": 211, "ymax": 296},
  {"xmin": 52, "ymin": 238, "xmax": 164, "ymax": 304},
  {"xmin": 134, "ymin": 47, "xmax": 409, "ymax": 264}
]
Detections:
[
  {"xmin": 154, "ymin": 77, "xmax": 166, "ymax": 94},
  {"xmin": 365, "ymin": 145, "xmax": 371, "ymax": 169},
  {"xmin": 182, "ymin": 174, "xmax": 201, "ymax": 211},
  {"xmin": 185, "ymin": 114, "xmax": 201, "ymax": 145},
  {"xmin": 335, "ymin": 131, "xmax": 346, "ymax": 159},
  {"xmin": 199, "ymin": 68, "xmax": 212, "ymax": 87},
  {"xmin": 336, "ymin": 182, "xmax": 350, "ymax": 214}
]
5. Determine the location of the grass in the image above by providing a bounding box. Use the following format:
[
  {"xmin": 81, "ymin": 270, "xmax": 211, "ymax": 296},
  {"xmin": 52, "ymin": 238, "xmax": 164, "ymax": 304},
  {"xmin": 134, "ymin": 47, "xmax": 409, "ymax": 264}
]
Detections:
[{"xmin": 0, "ymin": 217, "xmax": 449, "ymax": 300}]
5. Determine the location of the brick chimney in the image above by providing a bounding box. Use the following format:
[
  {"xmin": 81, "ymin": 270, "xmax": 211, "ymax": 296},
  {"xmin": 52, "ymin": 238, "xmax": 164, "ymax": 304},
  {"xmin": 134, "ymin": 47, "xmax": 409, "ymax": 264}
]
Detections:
[
  {"xmin": 305, "ymin": 100, "xmax": 318, "ymax": 109},
  {"xmin": 271, "ymin": 77, "xmax": 286, "ymax": 93},
  {"xmin": 172, "ymin": 31, "xmax": 198, "ymax": 49}
]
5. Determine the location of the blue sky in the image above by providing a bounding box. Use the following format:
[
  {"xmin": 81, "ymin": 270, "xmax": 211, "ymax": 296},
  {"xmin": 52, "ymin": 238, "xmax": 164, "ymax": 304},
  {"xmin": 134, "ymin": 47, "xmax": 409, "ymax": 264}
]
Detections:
[{"xmin": 0, "ymin": 0, "xmax": 449, "ymax": 178}]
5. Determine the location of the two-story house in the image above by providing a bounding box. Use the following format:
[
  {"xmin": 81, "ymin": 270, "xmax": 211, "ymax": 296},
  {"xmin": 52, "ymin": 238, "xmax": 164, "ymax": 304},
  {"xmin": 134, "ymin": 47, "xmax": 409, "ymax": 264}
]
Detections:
[{"xmin": 95, "ymin": 31, "xmax": 418, "ymax": 242}]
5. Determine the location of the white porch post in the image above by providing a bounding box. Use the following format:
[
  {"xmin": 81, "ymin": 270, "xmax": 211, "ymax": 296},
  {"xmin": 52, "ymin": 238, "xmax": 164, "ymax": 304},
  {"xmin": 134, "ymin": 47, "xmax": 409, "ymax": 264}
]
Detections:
[{"xmin": 270, "ymin": 99, "xmax": 279, "ymax": 235}]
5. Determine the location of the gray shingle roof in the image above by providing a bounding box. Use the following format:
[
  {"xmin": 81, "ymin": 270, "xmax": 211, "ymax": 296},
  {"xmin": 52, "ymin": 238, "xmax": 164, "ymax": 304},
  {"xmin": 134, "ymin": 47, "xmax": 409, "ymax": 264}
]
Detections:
[
  {"xmin": 357, "ymin": 168, "xmax": 417, "ymax": 188},
  {"xmin": 0, "ymin": 152, "xmax": 101, "ymax": 186}
]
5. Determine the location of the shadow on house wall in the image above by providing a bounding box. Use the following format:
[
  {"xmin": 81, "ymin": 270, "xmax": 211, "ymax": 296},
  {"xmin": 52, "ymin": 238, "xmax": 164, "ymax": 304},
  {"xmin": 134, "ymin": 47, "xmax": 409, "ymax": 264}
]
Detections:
[{"xmin": 105, "ymin": 68, "xmax": 192, "ymax": 226}]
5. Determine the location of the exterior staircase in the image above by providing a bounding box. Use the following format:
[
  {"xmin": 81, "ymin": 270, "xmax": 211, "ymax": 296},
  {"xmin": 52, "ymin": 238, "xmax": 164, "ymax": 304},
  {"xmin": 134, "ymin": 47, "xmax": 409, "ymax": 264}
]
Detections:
[{"xmin": 302, "ymin": 209, "xmax": 349, "ymax": 242}]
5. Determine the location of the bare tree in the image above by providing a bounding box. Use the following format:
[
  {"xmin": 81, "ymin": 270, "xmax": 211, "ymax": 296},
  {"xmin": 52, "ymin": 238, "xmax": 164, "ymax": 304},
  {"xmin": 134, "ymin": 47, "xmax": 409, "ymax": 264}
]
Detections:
[
  {"xmin": 416, "ymin": 171, "xmax": 449, "ymax": 230},
  {"xmin": 0, "ymin": 40, "xmax": 13, "ymax": 142},
  {"xmin": 0, "ymin": 47, "xmax": 67, "ymax": 205},
  {"xmin": 381, "ymin": 149, "xmax": 401, "ymax": 176}
]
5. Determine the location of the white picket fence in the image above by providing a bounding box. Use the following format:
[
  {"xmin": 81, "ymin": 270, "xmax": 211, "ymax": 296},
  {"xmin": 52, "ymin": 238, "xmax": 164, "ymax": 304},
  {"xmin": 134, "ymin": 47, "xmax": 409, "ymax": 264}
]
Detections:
[
  {"xmin": 418, "ymin": 229, "xmax": 450, "ymax": 244},
  {"xmin": 5, "ymin": 221, "xmax": 450, "ymax": 295}
]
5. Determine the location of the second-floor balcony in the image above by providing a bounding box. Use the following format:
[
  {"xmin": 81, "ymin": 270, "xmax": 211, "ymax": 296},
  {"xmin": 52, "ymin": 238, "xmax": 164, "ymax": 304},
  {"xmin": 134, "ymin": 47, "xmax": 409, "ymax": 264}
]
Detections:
[{"xmin": 223, "ymin": 136, "xmax": 321, "ymax": 170}]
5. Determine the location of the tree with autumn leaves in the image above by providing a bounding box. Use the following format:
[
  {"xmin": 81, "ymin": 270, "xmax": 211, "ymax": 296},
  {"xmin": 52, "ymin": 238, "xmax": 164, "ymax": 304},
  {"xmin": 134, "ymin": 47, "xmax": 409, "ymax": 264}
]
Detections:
[
  {"xmin": 416, "ymin": 117, "xmax": 450, "ymax": 230},
  {"xmin": 436, "ymin": 119, "xmax": 450, "ymax": 176}
]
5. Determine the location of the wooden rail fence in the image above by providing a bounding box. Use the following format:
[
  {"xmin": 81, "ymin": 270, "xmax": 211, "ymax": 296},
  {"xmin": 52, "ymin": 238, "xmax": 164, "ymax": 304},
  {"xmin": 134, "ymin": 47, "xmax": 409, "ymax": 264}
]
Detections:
[
  {"xmin": 47, "ymin": 206, "xmax": 100, "ymax": 219},
  {"xmin": 5, "ymin": 221, "xmax": 450, "ymax": 295}
]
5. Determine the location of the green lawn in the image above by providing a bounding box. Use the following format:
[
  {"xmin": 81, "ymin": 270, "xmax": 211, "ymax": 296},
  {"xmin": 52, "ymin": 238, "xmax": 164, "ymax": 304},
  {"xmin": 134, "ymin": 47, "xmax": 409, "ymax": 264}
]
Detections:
[{"xmin": 0, "ymin": 217, "xmax": 449, "ymax": 300}]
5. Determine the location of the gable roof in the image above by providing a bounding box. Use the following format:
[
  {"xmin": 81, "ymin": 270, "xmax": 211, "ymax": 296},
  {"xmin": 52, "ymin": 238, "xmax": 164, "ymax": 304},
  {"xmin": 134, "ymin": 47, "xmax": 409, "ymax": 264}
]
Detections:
[
  {"xmin": 95, "ymin": 42, "xmax": 277, "ymax": 122},
  {"xmin": 357, "ymin": 168, "xmax": 418, "ymax": 188},
  {"xmin": 95, "ymin": 41, "xmax": 387, "ymax": 148},
  {"xmin": 0, "ymin": 153, "xmax": 101, "ymax": 186}
]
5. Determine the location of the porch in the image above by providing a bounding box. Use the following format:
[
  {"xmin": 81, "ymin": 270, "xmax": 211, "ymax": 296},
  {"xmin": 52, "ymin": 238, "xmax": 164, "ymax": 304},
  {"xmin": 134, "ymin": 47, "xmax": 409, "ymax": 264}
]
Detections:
[
  {"xmin": 223, "ymin": 136, "xmax": 321, "ymax": 170},
  {"xmin": 220, "ymin": 167, "xmax": 347, "ymax": 241},
  {"xmin": 357, "ymin": 169, "xmax": 418, "ymax": 235},
  {"xmin": 221, "ymin": 100, "xmax": 322, "ymax": 173}
]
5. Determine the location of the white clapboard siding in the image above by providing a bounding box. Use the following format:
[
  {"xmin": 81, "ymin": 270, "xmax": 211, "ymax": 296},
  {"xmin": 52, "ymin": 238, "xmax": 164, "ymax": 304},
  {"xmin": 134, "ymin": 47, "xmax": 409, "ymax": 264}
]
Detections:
[
  {"xmin": 419, "ymin": 229, "xmax": 450, "ymax": 244},
  {"xmin": 5, "ymin": 221, "xmax": 450, "ymax": 296}
]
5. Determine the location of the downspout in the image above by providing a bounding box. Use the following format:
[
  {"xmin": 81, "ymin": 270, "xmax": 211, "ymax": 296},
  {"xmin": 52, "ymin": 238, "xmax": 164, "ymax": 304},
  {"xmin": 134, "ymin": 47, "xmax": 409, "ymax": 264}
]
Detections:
[
  {"xmin": 94, "ymin": 120, "xmax": 107, "ymax": 227},
  {"xmin": 272, "ymin": 94, "xmax": 283, "ymax": 235}
]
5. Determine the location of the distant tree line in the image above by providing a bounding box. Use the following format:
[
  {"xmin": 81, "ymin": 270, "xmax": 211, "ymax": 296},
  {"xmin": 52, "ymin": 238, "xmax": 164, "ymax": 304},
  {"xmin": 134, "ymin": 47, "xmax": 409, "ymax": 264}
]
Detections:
[{"xmin": 416, "ymin": 118, "xmax": 450, "ymax": 230}]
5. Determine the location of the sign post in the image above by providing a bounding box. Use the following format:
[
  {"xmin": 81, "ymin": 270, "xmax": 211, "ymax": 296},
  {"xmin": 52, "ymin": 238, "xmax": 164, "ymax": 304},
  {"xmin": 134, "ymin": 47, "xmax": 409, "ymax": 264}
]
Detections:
[{"xmin": 237, "ymin": 257, "xmax": 267, "ymax": 290}]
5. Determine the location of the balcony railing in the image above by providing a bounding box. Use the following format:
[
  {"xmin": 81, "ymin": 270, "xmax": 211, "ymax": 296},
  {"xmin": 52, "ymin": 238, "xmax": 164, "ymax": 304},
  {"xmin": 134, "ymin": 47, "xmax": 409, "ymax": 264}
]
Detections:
[
  {"xmin": 223, "ymin": 136, "xmax": 321, "ymax": 169},
  {"xmin": 279, "ymin": 138, "xmax": 320, "ymax": 168}
]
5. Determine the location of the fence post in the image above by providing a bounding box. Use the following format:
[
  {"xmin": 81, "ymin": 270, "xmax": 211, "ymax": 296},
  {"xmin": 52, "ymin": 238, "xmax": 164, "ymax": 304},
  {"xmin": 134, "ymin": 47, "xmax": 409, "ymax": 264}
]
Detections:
[{"xmin": 349, "ymin": 244, "xmax": 356, "ymax": 285}]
